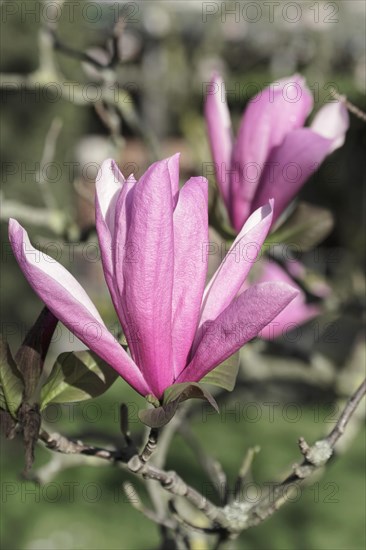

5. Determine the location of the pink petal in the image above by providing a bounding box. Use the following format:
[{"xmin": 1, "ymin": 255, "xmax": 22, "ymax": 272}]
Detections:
[
  {"xmin": 178, "ymin": 281, "xmax": 298, "ymax": 383},
  {"xmin": 255, "ymin": 261, "xmax": 320, "ymax": 339},
  {"xmin": 204, "ymin": 73, "xmax": 234, "ymax": 206},
  {"xmin": 310, "ymin": 101, "xmax": 349, "ymax": 153},
  {"xmin": 96, "ymin": 159, "xmax": 125, "ymax": 237},
  {"xmin": 113, "ymin": 172, "xmax": 137, "ymax": 298},
  {"xmin": 194, "ymin": 201, "xmax": 274, "ymax": 352},
  {"xmin": 172, "ymin": 176, "xmax": 209, "ymax": 378},
  {"xmin": 110, "ymin": 173, "xmax": 138, "ymax": 352},
  {"xmin": 95, "ymin": 160, "xmax": 125, "ymax": 310},
  {"xmin": 121, "ymin": 158, "xmax": 175, "ymax": 397},
  {"xmin": 285, "ymin": 259, "xmax": 330, "ymax": 299},
  {"xmin": 252, "ymin": 128, "xmax": 334, "ymax": 224},
  {"xmin": 96, "ymin": 160, "xmax": 140, "ymax": 351},
  {"xmin": 168, "ymin": 153, "xmax": 181, "ymax": 208},
  {"xmin": 9, "ymin": 219, "xmax": 150, "ymax": 396},
  {"xmin": 231, "ymin": 75, "xmax": 313, "ymax": 230}
]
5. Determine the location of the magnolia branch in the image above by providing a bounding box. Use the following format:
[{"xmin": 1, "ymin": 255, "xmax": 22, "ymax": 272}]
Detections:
[
  {"xmin": 0, "ymin": 22, "xmax": 161, "ymax": 160},
  {"xmin": 36, "ymin": 378, "xmax": 366, "ymax": 540},
  {"xmin": 242, "ymin": 378, "xmax": 366, "ymax": 531},
  {"xmin": 325, "ymin": 378, "xmax": 366, "ymax": 447},
  {"xmin": 329, "ymin": 87, "xmax": 366, "ymax": 123},
  {"xmin": 39, "ymin": 429, "xmax": 129, "ymax": 461},
  {"xmin": 127, "ymin": 456, "xmax": 229, "ymax": 528}
]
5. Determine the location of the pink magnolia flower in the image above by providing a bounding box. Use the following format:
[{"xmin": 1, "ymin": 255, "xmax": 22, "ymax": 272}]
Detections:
[
  {"xmin": 205, "ymin": 73, "xmax": 349, "ymax": 232},
  {"xmin": 9, "ymin": 155, "xmax": 298, "ymax": 399}
]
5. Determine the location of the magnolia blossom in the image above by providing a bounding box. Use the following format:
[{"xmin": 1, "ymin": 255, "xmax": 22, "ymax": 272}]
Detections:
[
  {"xmin": 9, "ymin": 155, "xmax": 298, "ymax": 399},
  {"xmin": 205, "ymin": 73, "xmax": 349, "ymax": 231}
]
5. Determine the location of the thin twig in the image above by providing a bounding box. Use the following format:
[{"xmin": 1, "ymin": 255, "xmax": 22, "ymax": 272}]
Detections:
[
  {"xmin": 168, "ymin": 500, "xmax": 219, "ymax": 534},
  {"xmin": 37, "ymin": 117, "xmax": 63, "ymax": 210},
  {"xmin": 39, "ymin": 425, "xmax": 226, "ymax": 528},
  {"xmin": 122, "ymin": 482, "xmax": 176, "ymax": 530},
  {"xmin": 0, "ymin": 198, "xmax": 58, "ymax": 228},
  {"xmin": 39, "ymin": 429, "xmax": 128, "ymax": 461},
  {"xmin": 242, "ymin": 378, "xmax": 366, "ymax": 530},
  {"xmin": 36, "ymin": 381, "xmax": 365, "ymax": 537},
  {"xmin": 109, "ymin": 18, "xmax": 126, "ymax": 68},
  {"xmin": 48, "ymin": 28, "xmax": 110, "ymax": 70},
  {"xmin": 329, "ymin": 87, "xmax": 366, "ymax": 122},
  {"xmin": 179, "ymin": 423, "xmax": 228, "ymax": 504},
  {"xmin": 0, "ymin": 26, "xmax": 161, "ymax": 160},
  {"xmin": 94, "ymin": 102, "xmax": 122, "ymax": 143},
  {"xmin": 127, "ymin": 458, "xmax": 229, "ymax": 528},
  {"xmin": 325, "ymin": 378, "xmax": 366, "ymax": 447},
  {"xmin": 234, "ymin": 446, "xmax": 261, "ymax": 501}
]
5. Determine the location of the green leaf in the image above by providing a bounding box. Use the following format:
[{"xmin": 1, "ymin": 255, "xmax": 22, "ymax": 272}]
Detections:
[
  {"xmin": 163, "ymin": 382, "xmax": 219, "ymax": 408},
  {"xmin": 267, "ymin": 202, "xmax": 334, "ymax": 252},
  {"xmin": 138, "ymin": 401, "xmax": 180, "ymax": 429},
  {"xmin": 201, "ymin": 352, "xmax": 240, "ymax": 391},
  {"xmin": 0, "ymin": 386, "xmax": 6, "ymax": 411},
  {"xmin": 40, "ymin": 351, "xmax": 118, "ymax": 410},
  {"xmin": 139, "ymin": 383, "xmax": 219, "ymax": 428},
  {"xmin": 0, "ymin": 337, "xmax": 24, "ymax": 418}
]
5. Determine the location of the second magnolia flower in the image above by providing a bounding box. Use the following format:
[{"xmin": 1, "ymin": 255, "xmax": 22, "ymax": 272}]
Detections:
[
  {"xmin": 9, "ymin": 155, "xmax": 298, "ymax": 399},
  {"xmin": 205, "ymin": 74, "xmax": 349, "ymax": 231}
]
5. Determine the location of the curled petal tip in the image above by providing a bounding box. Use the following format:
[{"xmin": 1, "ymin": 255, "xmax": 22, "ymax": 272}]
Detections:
[
  {"xmin": 126, "ymin": 173, "xmax": 136, "ymax": 184},
  {"xmin": 311, "ymin": 101, "xmax": 350, "ymax": 152},
  {"xmin": 99, "ymin": 157, "xmax": 117, "ymax": 173},
  {"xmin": 283, "ymin": 73, "xmax": 311, "ymax": 95},
  {"xmin": 206, "ymin": 71, "xmax": 222, "ymax": 91},
  {"xmin": 8, "ymin": 217, "xmax": 18, "ymax": 231},
  {"xmin": 292, "ymin": 73, "xmax": 306, "ymax": 85},
  {"xmin": 167, "ymin": 152, "xmax": 181, "ymax": 175},
  {"xmin": 204, "ymin": 71, "xmax": 233, "ymax": 206},
  {"xmin": 110, "ymin": 159, "xmax": 125, "ymax": 181},
  {"xmin": 8, "ymin": 218, "xmax": 24, "ymax": 244},
  {"xmin": 96, "ymin": 158, "xmax": 125, "ymax": 195},
  {"xmin": 271, "ymin": 281, "xmax": 300, "ymax": 301},
  {"xmin": 258, "ymin": 199, "xmax": 274, "ymax": 220},
  {"xmin": 193, "ymin": 175, "xmax": 209, "ymax": 187},
  {"xmin": 211, "ymin": 71, "xmax": 222, "ymax": 84}
]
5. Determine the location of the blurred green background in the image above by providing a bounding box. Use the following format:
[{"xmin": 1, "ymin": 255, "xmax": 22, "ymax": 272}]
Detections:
[{"xmin": 1, "ymin": 1, "xmax": 365, "ymax": 548}]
